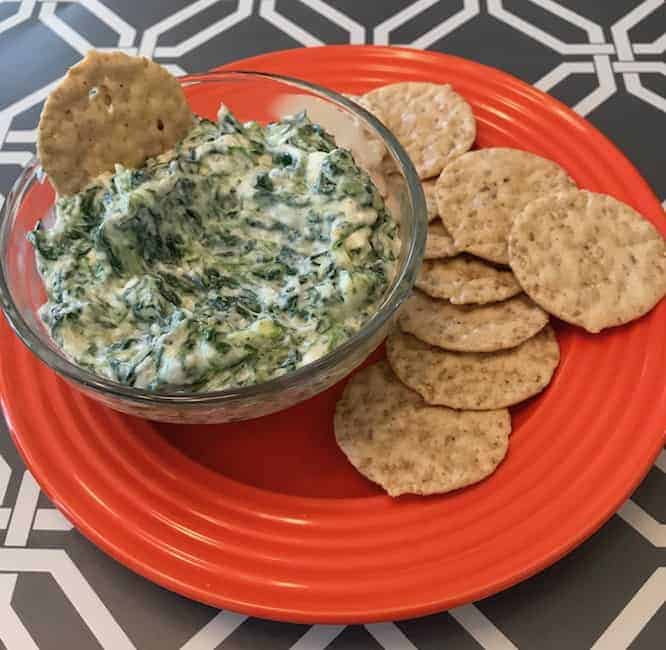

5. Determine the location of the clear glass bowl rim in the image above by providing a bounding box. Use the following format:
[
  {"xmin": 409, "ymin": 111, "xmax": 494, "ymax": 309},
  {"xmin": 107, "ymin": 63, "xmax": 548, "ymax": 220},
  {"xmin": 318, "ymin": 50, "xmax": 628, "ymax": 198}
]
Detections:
[{"xmin": 0, "ymin": 69, "xmax": 426, "ymax": 406}]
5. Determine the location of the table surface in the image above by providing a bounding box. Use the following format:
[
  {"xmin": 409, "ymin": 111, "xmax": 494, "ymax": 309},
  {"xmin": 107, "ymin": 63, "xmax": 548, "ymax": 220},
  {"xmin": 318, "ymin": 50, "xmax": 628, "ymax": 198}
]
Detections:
[{"xmin": 1, "ymin": 1, "xmax": 665, "ymax": 648}]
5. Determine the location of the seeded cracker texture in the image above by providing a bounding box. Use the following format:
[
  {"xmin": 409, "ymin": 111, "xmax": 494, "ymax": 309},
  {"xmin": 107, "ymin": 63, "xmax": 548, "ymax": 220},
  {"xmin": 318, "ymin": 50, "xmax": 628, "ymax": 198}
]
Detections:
[
  {"xmin": 416, "ymin": 255, "xmax": 522, "ymax": 304},
  {"xmin": 425, "ymin": 221, "xmax": 458, "ymax": 259},
  {"xmin": 334, "ymin": 362, "xmax": 511, "ymax": 496},
  {"xmin": 38, "ymin": 50, "xmax": 192, "ymax": 196},
  {"xmin": 399, "ymin": 290, "xmax": 549, "ymax": 352},
  {"xmin": 363, "ymin": 82, "xmax": 476, "ymax": 179},
  {"xmin": 345, "ymin": 93, "xmax": 384, "ymax": 120},
  {"xmin": 436, "ymin": 148, "xmax": 575, "ymax": 264},
  {"xmin": 509, "ymin": 189, "xmax": 666, "ymax": 333},
  {"xmin": 343, "ymin": 93, "xmax": 388, "ymax": 169},
  {"xmin": 422, "ymin": 179, "xmax": 439, "ymax": 222},
  {"xmin": 423, "ymin": 176, "xmax": 459, "ymax": 257},
  {"xmin": 386, "ymin": 327, "xmax": 560, "ymax": 410}
]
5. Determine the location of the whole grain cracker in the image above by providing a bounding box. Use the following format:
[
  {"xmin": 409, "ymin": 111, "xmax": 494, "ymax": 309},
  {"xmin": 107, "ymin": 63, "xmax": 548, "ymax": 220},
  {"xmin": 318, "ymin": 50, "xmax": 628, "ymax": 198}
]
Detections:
[
  {"xmin": 38, "ymin": 50, "xmax": 192, "ymax": 195},
  {"xmin": 334, "ymin": 361, "xmax": 511, "ymax": 496},
  {"xmin": 340, "ymin": 359, "xmax": 423, "ymax": 410},
  {"xmin": 345, "ymin": 93, "xmax": 385, "ymax": 124},
  {"xmin": 425, "ymin": 221, "xmax": 458, "ymax": 259},
  {"xmin": 399, "ymin": 290, "xmax": 549, "ymax": 352},
  {"xmin": 380, "ymin": 155, "xmax": 399, "ymax": 179},
  {"xmin": 383, "ymin": 172, "xmax": 406, "ymax": 212},
  {"xmin": 384, "ymin": 174, "xmax": 444, "ymax": 231},
  {"xmin": 436, "ymin": 148, "xmax": 575, "ymax": 264},
  {"xmin": 509, "ymin": 189, "xmax": 666, "ymax": 332},
  {"xmin": 363, "ymin": 82, "xmax": 476, "ymax": 179},
  {"xmin": 387, "ymin": 327, "xmax": 559, "ymax": 410},
  {"xmin": 416, "ymin": 255, "xmax": 521, "ymax": 303},
  {"xmin": 423, "ymin": 179, "xmax": 439, "ymax": 222},
  {"xmin": 343, "ymin": 93, "xmax": 388, "ymax": 170}
]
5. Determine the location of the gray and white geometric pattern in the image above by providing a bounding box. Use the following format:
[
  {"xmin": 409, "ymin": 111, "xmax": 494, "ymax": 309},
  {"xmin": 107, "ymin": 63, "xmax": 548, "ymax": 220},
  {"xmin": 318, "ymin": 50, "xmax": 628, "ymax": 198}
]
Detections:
[{"xmin": 0, "ymin": 1, "xmax": 664, "ymax": 648}]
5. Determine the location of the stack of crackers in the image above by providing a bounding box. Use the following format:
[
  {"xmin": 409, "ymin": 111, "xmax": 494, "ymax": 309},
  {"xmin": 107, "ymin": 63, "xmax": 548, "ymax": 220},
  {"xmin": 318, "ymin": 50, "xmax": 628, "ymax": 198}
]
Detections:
[{"xmin": 335, "ymin": 81, "xmax": 666, "ymax": 497}]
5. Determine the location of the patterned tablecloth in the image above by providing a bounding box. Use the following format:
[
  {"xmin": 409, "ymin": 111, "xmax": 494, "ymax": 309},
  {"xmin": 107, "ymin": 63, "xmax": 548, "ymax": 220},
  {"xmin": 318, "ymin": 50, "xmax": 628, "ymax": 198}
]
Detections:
[{"xmin": 1, "ymin": 1, "xmax": 664, "ymax": 648}]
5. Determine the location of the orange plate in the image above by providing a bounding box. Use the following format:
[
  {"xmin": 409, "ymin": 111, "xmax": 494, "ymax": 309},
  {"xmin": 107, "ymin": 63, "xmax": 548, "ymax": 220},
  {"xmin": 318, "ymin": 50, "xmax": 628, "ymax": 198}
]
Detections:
[{"xmin": 2, "ymin": 46, "xmax": 665, "ymax": 623}]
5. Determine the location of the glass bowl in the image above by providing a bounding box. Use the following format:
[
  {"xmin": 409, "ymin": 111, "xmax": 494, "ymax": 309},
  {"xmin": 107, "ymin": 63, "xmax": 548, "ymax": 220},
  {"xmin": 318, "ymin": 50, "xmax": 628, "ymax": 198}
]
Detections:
[{"xmin": 0, "ymin": 71, "xmax": 426, "ymax": 423}]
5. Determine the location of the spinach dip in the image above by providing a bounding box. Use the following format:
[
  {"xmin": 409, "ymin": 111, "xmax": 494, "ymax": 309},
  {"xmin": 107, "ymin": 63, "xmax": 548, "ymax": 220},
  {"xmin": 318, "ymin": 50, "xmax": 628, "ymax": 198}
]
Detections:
[{"xmin": 30, "ymin": 105, "xmax": 400, "ymax": 392}]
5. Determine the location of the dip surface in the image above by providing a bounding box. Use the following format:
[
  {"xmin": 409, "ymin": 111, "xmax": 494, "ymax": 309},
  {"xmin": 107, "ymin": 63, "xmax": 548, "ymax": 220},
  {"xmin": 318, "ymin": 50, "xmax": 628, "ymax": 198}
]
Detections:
[{"xmin": 30, "ymin": 106, "xmax": 400, "ymax": 392}]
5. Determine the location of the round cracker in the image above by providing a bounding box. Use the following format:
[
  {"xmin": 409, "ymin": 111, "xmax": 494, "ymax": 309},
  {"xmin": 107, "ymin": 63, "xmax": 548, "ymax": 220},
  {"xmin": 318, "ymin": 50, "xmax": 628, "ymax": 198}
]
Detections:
[
  {"xmin": 416, "ymin": 255, "xmax": 521, "ymax": 304},
  {"xmin": 339, "ymin": 359, "xmax": 423, "ymax": 409},
  {"xmin": 425, "ymin": 220, "xmax": 458, "ymax": 259},
  {"xmin": 399, "ymin": 290, "xmax": 549, "ymax": 352},
  {"xmin": 334, "ymin": 362, "xmax": 511, "ymax": 496},
  {"xmin": 363, "ymin": 82, "xmax": 476, "ymax": 179},
  {"xmin": 436, "ymin": 148, "xmax": 575, "ymax": 264},
  {"xmin": 384, "ymin": 176, "xmax": 449, "ymax": 237},
  {"xmin": 343, "ymin": 93, "xmax": 388, "ymax": 169},
  {"xmin": 509, "ymin": 189, "xmax": 666, "ymax": 333},
  {"xmin": 345, "ymin": 93, "xmax": 386, "ymax": 123},
  {"xmin": 38, "ymin": 50, "xmax": 193, "ymax": 195},
  {"xmin": 387, "ymin": 327, "xmax": 560, "ymax": 410}
]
